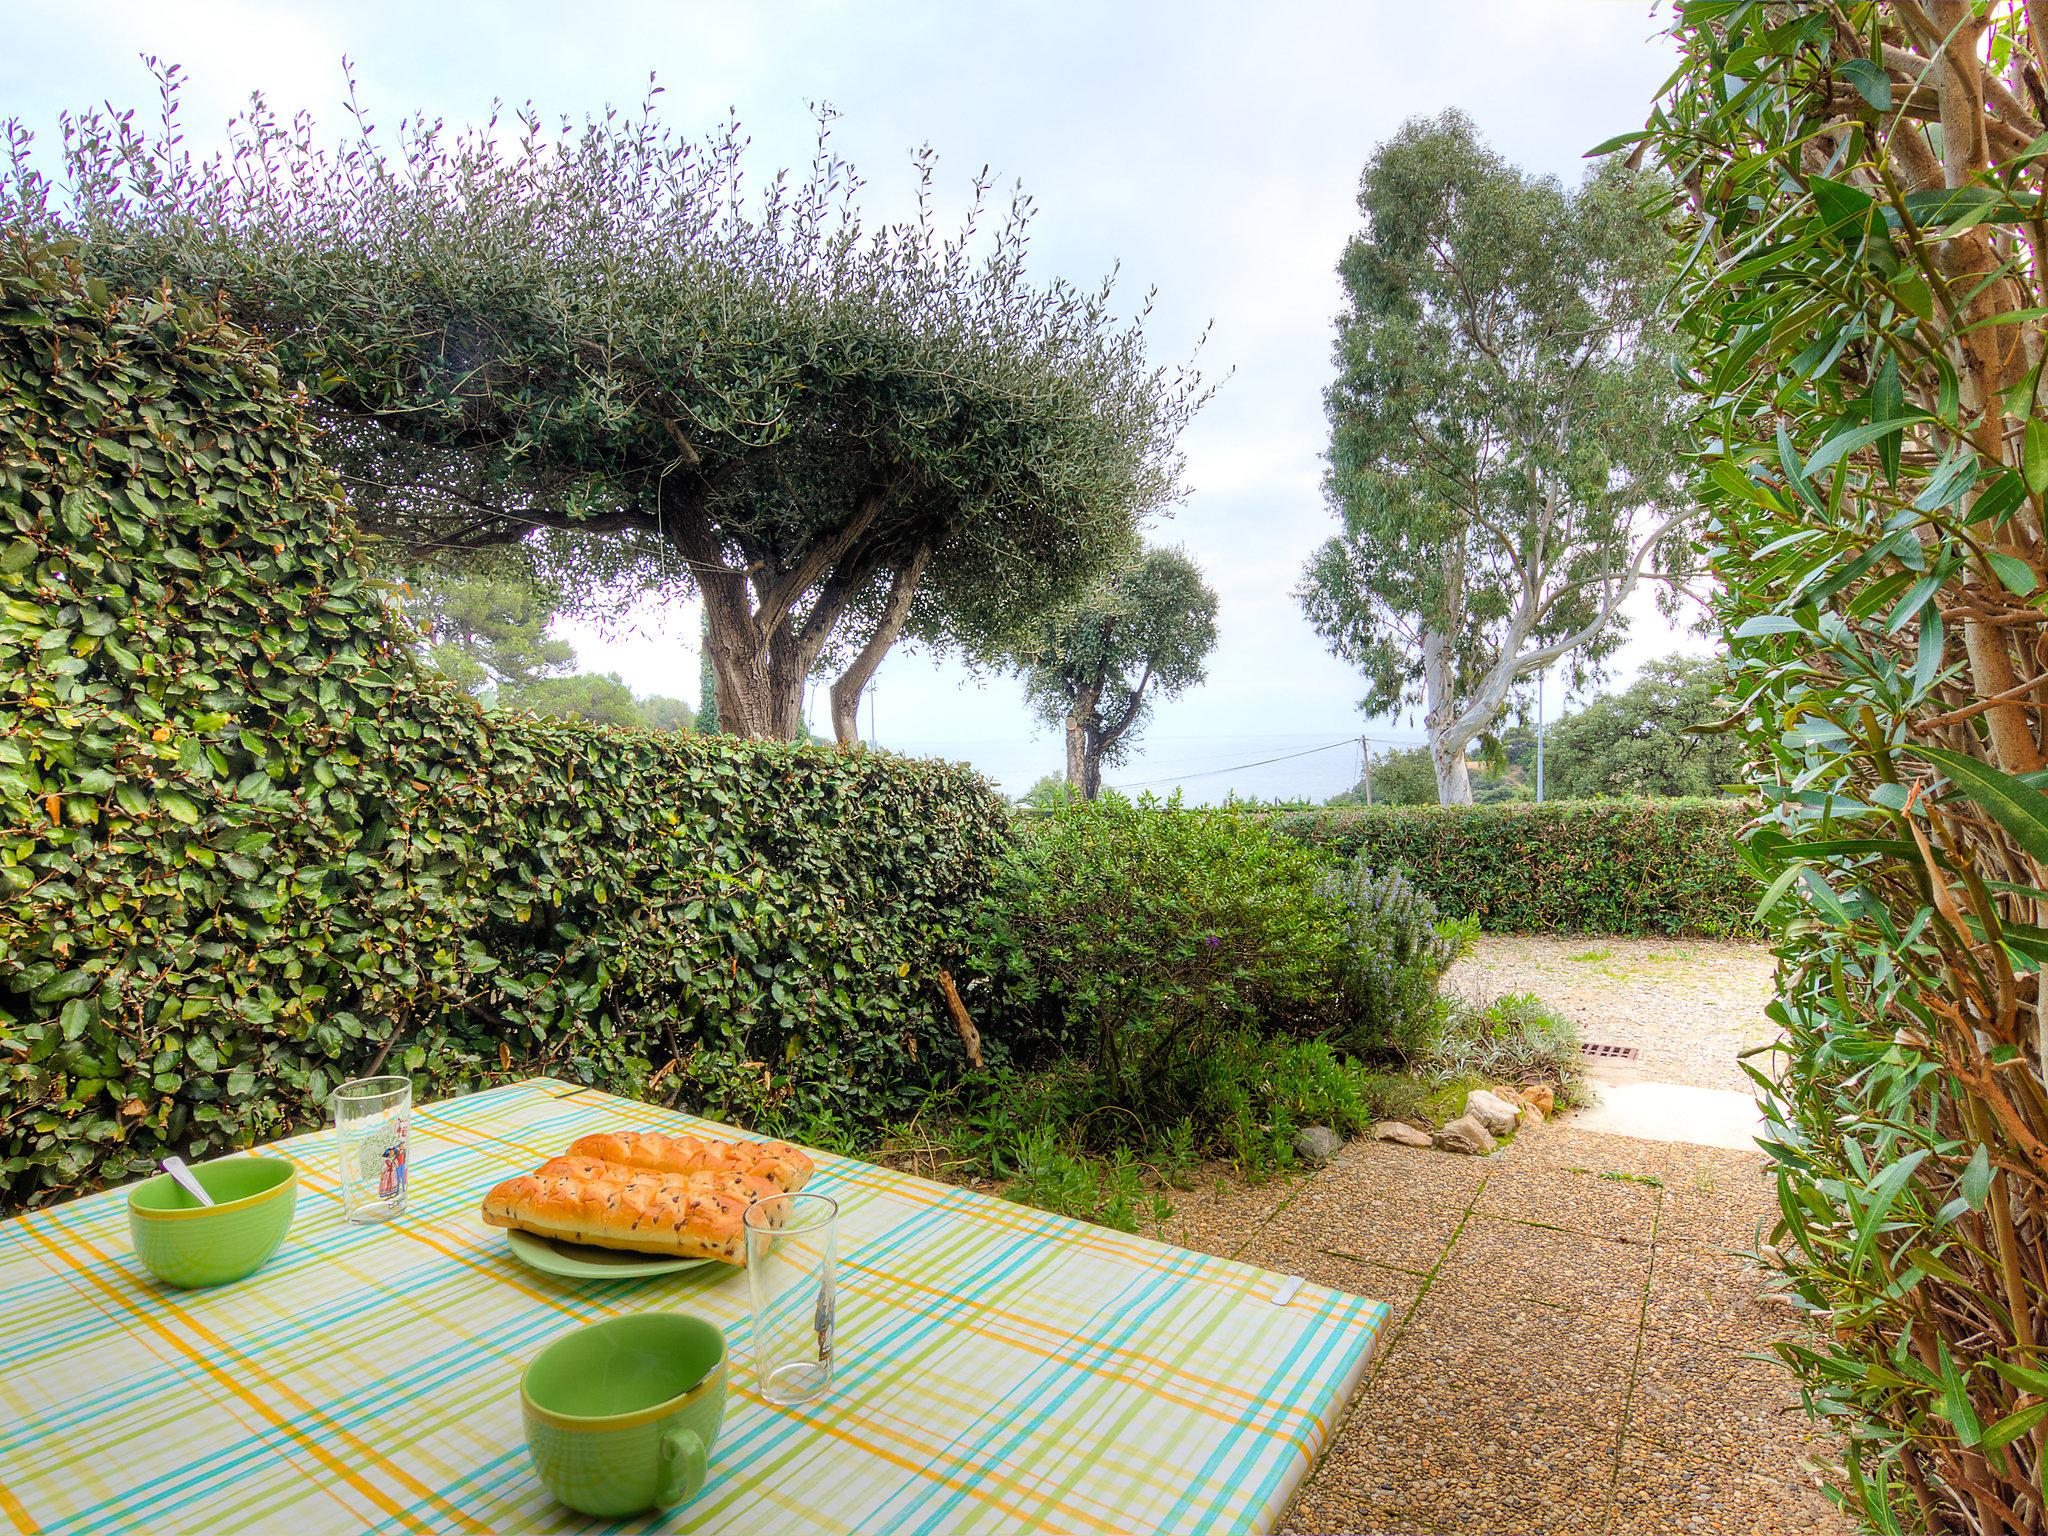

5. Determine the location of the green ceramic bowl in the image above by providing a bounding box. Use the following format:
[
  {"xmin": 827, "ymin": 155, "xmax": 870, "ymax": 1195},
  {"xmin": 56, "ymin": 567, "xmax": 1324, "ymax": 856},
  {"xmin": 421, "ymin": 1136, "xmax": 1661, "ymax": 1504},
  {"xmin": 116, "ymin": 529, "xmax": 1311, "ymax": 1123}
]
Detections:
[
  {"xmin": 522, "ymin": 1312, "xmax": 728, "ymax": 1518},
  {"xmin": 127, "ymin": 1155, "xmax": 298, "ymax": 1288}
]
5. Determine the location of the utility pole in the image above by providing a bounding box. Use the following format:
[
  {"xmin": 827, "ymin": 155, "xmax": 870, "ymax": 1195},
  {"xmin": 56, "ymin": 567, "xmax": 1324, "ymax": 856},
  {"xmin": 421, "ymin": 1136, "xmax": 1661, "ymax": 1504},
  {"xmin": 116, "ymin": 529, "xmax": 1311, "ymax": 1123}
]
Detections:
[
  {"xmin": 1361, "ymin": 733, "xmax": 1372, "ymax": 805},
  {"xmin": 1535, "ymin": 669, "xmax": 1546, "ymax": 804}
]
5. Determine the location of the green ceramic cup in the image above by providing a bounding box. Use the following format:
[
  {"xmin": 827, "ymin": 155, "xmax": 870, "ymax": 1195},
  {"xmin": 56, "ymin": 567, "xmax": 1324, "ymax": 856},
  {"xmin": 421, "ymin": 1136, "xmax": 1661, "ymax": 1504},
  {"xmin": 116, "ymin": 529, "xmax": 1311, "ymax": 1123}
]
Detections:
[
  {"xmin": 127, "ymin": 1155, "xmax": 298, "ymax": 1288},
  {"xmin": 521, "ymin": 1312, "xmax": 728, "ymax": 1519}
]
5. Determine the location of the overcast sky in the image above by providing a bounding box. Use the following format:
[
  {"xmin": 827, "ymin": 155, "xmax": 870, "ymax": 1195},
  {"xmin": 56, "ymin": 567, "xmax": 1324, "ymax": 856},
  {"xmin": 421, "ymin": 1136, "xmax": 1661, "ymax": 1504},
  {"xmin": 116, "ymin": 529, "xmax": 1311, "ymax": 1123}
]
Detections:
[{"xmin": 8, "ymin": 0, "xmax": 1705, "ymax": 800}]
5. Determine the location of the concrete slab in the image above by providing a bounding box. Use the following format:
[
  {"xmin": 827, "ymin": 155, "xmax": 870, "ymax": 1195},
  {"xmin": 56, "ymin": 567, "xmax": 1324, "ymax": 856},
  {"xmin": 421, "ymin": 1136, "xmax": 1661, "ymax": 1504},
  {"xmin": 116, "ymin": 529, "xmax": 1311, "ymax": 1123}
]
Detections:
[{"xmin": 1570, "ymin": 1078, "xmax": 1765, "ymax": 1153}]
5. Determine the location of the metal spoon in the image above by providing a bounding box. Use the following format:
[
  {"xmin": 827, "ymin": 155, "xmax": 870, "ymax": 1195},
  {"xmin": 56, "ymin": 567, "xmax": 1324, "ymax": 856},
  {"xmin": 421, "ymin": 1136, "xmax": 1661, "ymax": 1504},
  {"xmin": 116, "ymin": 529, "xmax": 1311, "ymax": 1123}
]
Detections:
[{"xmin": 161, "ymin": 1156, "xmax": 215, "ymax": 1208}]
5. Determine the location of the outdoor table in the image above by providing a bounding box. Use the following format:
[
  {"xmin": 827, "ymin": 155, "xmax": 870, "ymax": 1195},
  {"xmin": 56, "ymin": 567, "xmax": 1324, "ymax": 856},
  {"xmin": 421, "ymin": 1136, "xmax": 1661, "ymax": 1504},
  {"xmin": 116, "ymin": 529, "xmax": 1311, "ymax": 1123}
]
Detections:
[{"xmin": 0, "ymin": 1078, "xmax": 1388, "ymax": 1535}]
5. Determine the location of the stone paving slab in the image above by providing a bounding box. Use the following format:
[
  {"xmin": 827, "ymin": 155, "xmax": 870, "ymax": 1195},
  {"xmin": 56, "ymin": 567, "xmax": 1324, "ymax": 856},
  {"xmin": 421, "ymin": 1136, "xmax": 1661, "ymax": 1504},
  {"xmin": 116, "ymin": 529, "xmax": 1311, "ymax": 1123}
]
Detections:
[
  {"xmin": 1430, "ymin": 1214, "xmax": 1652, "ymax": 1325},
  {"xmin": 1164, "ymin": 936, "xmax": 1862, "ymax": 1536}
]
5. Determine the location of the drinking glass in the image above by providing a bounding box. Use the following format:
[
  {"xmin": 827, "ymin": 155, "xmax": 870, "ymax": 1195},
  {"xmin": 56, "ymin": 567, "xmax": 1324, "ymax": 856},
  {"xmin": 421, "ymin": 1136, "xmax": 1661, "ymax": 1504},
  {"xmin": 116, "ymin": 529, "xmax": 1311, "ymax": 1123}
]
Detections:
[
  {"xmin": 745, "ymin": 1193, "xmax": 838, "ymax": 1404},
  {"xmin": 333, "ymin": 1075, "xmax": 411, "ymax": 1223}
]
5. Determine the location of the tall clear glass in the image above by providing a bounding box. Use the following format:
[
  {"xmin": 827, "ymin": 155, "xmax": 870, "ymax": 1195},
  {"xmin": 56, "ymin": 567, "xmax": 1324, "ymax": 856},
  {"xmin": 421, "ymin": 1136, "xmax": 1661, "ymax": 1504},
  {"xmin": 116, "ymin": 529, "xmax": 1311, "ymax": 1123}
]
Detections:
[
  {"xmin": 333, "ymin": 1075, "xmax": 411, "ymax": 1223},
  {"xmin": 745, "ymin": 1193, "xmax": 838, "ymax": 1404}
]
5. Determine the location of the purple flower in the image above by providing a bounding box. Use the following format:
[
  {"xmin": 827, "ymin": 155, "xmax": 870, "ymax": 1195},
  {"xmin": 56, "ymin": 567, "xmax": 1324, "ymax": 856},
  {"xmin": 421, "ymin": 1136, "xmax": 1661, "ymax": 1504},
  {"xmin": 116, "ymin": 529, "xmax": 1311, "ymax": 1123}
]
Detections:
[{"xmin": 1204, "ymin": 934, "xmax": 1221, "ymax": 948}]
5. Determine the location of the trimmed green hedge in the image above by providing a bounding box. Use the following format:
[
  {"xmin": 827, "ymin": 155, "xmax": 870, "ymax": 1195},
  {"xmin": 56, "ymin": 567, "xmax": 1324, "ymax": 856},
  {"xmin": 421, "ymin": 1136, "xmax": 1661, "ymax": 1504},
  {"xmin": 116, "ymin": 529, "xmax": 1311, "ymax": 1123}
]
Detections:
[
  {"xmin": 1273, "ymin": 799, "xmax": 1757, "ymax": 937},
  {"xmin": 0, "ymin": 242, "xmax": 1007, "ymax": 1210}
]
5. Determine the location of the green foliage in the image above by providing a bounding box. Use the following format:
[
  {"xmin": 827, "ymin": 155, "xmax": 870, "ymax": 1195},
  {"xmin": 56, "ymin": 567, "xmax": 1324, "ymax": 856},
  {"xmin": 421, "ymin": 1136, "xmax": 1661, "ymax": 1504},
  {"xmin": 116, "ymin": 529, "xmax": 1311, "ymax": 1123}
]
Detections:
[
  {"xmin": 1652, "ymin": 8, "xmax": 2048, "ymax": 1529},
  {"xmin": 633, "ymin": 693, "xmax": 696, "ymax": 732},
  {"xmin": 1277, "ymin": 800, "xmax": 1756, "ymax": 937},
  {"xmin": 914, "ymin": 1027, "xmax": 1411, "ymax": 1229},
  {"xmin": 972, "ymin": 795, "xmax": 1343, "ymax": 1094},
  {"xmin": 12, "ymin": 70, "xmax": 1205, "ymax": 740},
  {"xmin": 1331, "ymin": 659, "xmax": 1746, "ymax": 807},
  {"xmin": 1300, "ymin": 112, "xmax": 1688, "ymax": 801},
  {"xmin": 952, "ymin": 797, "xmax": 1471, "ymax": 1220},
  {"xmin": 401, "ymin": 551, "xmax": 695, "ymax": 729},
  {"xmin": 1420, "ymin": 994, "xmax": 1584, "ymax": 1105},
  {"xmin": 502, "ymin": 671, "xmax": 679, "ymax": 730},
  {"xmin": 1542, "ymin": 657, "xmax": 1744, "ymax": 800},
  {"xmin": 1016, "ymin": 545, "xmax": 1218, "ymax": 797},
  {"xmin": 0, "ymin": 241, "xmax": 1008, "ymax": 1211},
  {"xmin": 399, "ymin": 552, "xmax": 576, "ymax": 698},
  {"xmin": 999, "ymin": 1128, "xmax": 1168, "ymax": 1234},
  {"xmin": 1014, "ymin": 773, "xmax": 1072, "ymax": 810},
  {"xmin": 1321, "ymin": 861, "xmax": 1474, "ymax": 1060}
]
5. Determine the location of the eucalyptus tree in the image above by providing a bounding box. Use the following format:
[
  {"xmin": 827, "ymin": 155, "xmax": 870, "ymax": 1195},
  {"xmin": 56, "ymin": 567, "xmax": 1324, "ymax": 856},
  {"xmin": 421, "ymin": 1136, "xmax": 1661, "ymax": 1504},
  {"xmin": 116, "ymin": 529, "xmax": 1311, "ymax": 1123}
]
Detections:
[
  {"xmin": 1645, "ymin": 5, "xmax": 2048, "ymax": 1531},
  {"xmin": 1018, "ymin": 546, "xmax": 1218, "ymax": 798},
  {"xmin": 5, "ymin": 70, "xmax": 1205, "ymax": 740},
  {"xmin": 1298, "ymin": 113, "xmax": 1690, "ymax": 803}
]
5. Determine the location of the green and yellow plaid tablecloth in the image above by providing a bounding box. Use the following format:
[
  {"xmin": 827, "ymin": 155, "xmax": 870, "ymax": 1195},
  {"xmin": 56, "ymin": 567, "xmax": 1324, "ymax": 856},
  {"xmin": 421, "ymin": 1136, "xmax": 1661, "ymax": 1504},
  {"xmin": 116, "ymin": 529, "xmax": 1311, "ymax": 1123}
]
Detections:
[{"xmin": 0, "ymin": 1078, "xmax": 1387, "ymax": 1535}]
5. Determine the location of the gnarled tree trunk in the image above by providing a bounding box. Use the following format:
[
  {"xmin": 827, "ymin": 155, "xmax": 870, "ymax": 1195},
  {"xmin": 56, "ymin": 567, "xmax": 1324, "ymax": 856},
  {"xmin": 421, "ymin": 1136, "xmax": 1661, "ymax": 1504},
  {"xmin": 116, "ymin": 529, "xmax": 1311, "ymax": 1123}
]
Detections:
[
  {"xmin": 829, "ymin": 549, "xmax": 929, "ymax": 746},
  {"xmin": 1064, "ymin": 681, "xmax": 1102, "ymax": 798}
]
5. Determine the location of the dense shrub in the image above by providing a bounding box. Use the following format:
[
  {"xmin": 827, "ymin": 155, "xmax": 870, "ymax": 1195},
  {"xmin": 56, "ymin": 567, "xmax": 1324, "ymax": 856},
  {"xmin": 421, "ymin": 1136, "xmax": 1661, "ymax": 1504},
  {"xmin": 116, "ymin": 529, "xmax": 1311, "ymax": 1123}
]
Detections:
[
  {"xmin": 915, "ymin": 1028, "xmax": 1408, "ymax": 1229},
  {"xmin": 1322, "ymin": 862, "xmax": 1475, "ymax": 1061},
  {"xmin": 960, "ymin": 799, "xmax": 1474, "ymax": 1207},
  {"xmin": 1276, "ymin": 798, "xmax": 1756, "ymax": 936},
  {"xmin": 970, "ymin": 793, "xmax": 1343, "ymax": 1098},
  {"xmin": 0, "ymin": 242, "xmax": 1008, "ymax": 1211}
]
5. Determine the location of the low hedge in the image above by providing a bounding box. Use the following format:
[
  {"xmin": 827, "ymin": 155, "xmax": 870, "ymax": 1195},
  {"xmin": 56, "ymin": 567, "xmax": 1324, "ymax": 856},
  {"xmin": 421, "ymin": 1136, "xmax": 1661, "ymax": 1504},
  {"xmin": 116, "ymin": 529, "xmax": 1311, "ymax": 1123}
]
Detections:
[
  {"xmin": 0, "ymin": 242, "xmax": 1007, "ymax": 1210},
  {"xmin": 1273, "ymin": 799, "xmax": 1758, "ymax": 937}
]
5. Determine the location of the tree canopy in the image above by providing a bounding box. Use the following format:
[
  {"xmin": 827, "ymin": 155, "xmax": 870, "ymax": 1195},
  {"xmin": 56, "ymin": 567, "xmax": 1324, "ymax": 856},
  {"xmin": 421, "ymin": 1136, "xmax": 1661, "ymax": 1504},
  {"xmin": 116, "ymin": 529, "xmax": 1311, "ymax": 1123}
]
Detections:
[
  {"xmin": 7, "ymin": 67, "xmax": 1207, "ymax": 740},
  {"xmin": 1017, "ymin": 545, "xmax": 1218, "ymax": 798},
  {"xmin": 1328, "ymin": 656, "xmax": 1742, "ymax": 805},
  {"xmin": 401, "ymin": 552, "xmax": 693, "ymax": 729},
  {"xmin": 1299, "ymin": 112, "xmax": 1690, "ymax": 803},
  {"xmin": 1541, "ymin": 656, "xmax": 1741, "ymax": 800}
]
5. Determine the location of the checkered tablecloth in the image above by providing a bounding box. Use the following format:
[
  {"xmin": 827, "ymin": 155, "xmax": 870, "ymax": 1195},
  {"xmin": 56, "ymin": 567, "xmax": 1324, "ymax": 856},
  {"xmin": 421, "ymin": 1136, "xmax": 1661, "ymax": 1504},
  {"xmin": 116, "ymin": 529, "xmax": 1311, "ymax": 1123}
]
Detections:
[{"xmin": 0, "ymin": 1078, "xmax": 1387, "ymax": 1535}]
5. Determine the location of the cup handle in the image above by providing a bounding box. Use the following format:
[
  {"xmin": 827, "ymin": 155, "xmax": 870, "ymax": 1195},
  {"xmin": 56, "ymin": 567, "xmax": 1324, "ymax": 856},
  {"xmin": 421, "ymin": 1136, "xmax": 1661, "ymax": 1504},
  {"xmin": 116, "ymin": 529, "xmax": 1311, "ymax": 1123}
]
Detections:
[{"xmin": 655, "ymin": 1427, "xmax": 707, "ymax": 1508}]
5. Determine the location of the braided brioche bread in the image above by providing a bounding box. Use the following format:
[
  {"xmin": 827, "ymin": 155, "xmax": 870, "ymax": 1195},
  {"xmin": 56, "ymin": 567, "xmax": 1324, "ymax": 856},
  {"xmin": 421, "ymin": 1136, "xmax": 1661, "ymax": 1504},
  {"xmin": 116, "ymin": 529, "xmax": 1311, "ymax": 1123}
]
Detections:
[
  {"xmin": 567, "ymin": 1130, "xmax": 813, "ymax": 1194},
  {"xmin": 481, "ymin": 1157, "xmax": 755, "ymax": 1263}
]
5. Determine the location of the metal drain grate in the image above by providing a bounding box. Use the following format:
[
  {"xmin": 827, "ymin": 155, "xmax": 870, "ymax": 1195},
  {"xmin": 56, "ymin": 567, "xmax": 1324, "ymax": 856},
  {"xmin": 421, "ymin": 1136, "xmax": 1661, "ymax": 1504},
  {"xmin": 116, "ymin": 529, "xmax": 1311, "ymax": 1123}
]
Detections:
[{"xmin": 1580, "ymin": 1041, "xmax": 1642, "ymax": 1061}]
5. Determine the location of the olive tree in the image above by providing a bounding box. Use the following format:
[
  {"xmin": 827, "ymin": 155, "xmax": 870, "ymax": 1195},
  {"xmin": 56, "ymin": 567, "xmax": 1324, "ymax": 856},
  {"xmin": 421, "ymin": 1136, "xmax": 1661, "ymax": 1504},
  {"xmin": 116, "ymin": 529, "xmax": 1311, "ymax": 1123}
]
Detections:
[
  {"xmin": 1298, "ymin": 113, "xmax": 1691, "ymax": 803},
  {"xmin": 1645, "ymin": 4, "xmax": 2048, "ymax": 1530},
  {"xmin": 1017, "ymin": 545, "xmax": 1218, "ymax": 798},
  {"xmin": 5, "ymin": 69, "xmax": 1205, "ymax": 740}
]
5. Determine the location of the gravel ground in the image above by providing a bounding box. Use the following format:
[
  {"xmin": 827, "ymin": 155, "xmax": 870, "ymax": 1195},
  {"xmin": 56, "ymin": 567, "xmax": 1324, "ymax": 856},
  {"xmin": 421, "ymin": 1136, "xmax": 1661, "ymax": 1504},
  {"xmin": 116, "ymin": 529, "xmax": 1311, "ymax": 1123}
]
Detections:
[
  {"xmin": 1152, "ymin": 936, "xmax": 1851, "ymax": 1536},
  {"xmin": 1448, "ymin": 935, "xmax": 1783, "ymax": 1095}
]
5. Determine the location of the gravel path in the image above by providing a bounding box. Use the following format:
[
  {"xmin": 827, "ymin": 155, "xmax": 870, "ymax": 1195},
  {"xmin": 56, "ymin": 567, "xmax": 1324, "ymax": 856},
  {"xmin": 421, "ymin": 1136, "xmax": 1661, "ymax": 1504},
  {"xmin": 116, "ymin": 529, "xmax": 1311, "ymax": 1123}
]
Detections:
[
  {"xmin": 1149, "ymin": 936, "xmax": 1849, "ymax": 1536},
  {"xmin": 1448, "ymin": 935, "xmax": 1782, "ymax": 1094}
]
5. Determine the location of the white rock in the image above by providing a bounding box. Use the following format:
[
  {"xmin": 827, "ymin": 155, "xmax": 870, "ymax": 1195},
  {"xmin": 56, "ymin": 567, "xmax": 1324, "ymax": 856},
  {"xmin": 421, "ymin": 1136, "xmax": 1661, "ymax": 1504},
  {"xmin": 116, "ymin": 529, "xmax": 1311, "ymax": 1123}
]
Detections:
[
  {"xmin": 1293, "ymin": 1125, "xmax": 1344, "ymax": 1166},
  {"xmin": 1433, "ymin": 1113, "xmax": 1497, "ymax": 1156},
  {"xmin": 1463, "ymin": 1088, "xmax": 1523, "ymax": 1137},
  {"xmin": 1373, "ymin": 1120, "xmax": 1434, "ymax": 1148}
]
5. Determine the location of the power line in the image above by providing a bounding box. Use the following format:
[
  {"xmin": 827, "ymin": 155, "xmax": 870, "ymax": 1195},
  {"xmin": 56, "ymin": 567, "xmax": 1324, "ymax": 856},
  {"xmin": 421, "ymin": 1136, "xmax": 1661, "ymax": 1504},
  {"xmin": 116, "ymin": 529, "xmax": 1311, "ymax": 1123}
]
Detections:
[{"xmin": 1109, "ymin": 738, "xmax": 1357, "ymax": 792}]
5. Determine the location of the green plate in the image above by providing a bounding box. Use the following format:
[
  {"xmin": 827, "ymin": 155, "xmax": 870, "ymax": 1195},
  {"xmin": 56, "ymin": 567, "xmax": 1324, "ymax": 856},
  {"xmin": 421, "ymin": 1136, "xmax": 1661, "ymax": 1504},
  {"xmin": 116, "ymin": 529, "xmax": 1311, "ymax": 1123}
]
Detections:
[{"xmin": 504, "ymin": 1227, "xmax": 722, "ymax": 1281}]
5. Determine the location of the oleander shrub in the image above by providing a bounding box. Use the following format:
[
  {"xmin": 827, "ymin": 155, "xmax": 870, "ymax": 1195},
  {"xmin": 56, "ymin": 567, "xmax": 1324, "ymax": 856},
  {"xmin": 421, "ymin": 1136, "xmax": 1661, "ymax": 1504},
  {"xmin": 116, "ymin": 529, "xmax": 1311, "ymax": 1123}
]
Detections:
[
  {"xmin": 1275, "ymin": 798, "xmax": 1757, "ymax": 937},
  {"xmin": 0, "ymin": 240, "xmax": 1008, "ymax": 1211},
  {"xmin": 1651, "ymin": 7, "xmax": 2048, "ymax": 1529}
]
